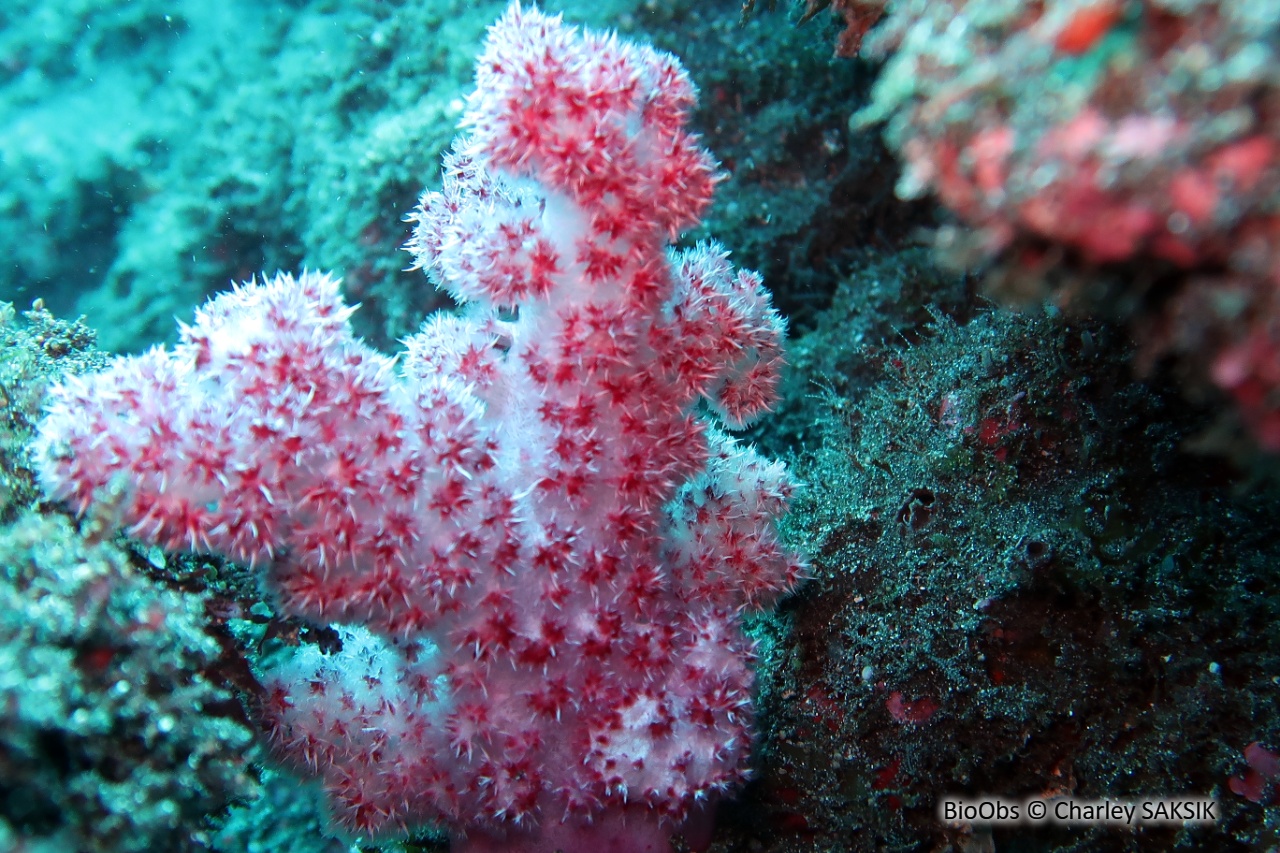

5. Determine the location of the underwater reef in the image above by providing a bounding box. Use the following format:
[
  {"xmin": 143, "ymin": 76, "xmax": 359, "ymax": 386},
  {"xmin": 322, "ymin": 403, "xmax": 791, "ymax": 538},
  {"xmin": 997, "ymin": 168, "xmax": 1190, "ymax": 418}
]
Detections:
[{"xmin": 1, "ymin": 0, "xmax": 1278, "ymax": 851}]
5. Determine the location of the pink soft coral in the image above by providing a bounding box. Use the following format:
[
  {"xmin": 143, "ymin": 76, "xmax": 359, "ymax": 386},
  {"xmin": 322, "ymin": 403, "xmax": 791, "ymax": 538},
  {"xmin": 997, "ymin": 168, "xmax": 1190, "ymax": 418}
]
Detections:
[{"xmin": 35, "ymin": 4, "xmax": 803, "ymax": 850}]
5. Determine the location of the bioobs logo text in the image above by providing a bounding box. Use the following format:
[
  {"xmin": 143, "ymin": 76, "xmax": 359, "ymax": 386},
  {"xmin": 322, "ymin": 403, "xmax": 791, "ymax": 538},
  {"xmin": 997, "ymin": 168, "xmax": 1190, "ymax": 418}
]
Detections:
[
  {"xmin": 938, "ymin": 796, "xmax": 1217, "ymax": 827},
  {"xmin": 939, "ymin": 798, "xmax": 1023, "ymax": 824}
]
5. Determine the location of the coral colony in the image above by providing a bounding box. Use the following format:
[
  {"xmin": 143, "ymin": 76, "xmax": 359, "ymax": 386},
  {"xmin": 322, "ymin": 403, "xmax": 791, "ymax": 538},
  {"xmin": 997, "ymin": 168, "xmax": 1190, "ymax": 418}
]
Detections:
[
  {"xmin": 34, "ymin": 3, "xmax": 803, "ymax": 851},
  {"xmin": 858, "ymin": 0, "xmax": 1280, "ymax": 446}
]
